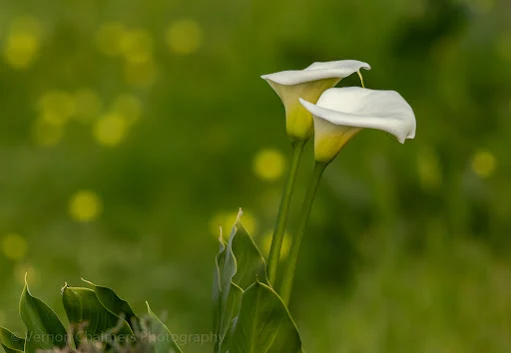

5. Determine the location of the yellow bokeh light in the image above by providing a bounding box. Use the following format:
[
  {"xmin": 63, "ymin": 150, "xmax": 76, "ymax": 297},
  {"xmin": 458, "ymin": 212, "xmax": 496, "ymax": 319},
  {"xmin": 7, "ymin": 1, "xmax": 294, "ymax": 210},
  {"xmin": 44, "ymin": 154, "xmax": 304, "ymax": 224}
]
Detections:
[
  {"xmin": 73, "ymin": 89, "xmax": 102, "ymax": 123},
  {"xmin": 32, "ymin": 117, "xmax": 64, "ymax": 147},
  {"xmin": 253, "ymin": 149, "xmax": 286, "ymax": 182},
  {"xmin": 37, "ymin": 91, "xmax": 76, "ymax": 126},
  {"xmin": 69, "ymin": 190, "xmax": 102, "ymax": 222},
  {"xmin": 124, "ymin": 58, "xmax": 157, "ymax": 87},
  {"xmin": 165, "ymin": 19, "xmax": 203, "ymax": 55},
  {"xmin": 261, "ymin": 230, "xmax": 291, "ymax": 260},
  {"xmin": 471, "ymin": 150, "xmax": 497, "ymax": 178},
  {"xmin": 3, "ymin": 33, "xmax": 39, "ymax": 69},
  {"xmin": 93, "ymin": 113, "xmax": 129, "ymax": 147},
  {"xmin": 1, "ymin": 233, "xmax": 28, "ymax": 261},
  {"xmin": 119, "ymin": 29, "xmax": 153, "ymax": 64},
  {"xmin": 209, "ymin": 210, "xmax": 257, "ymax": 239},
  {"xmin": 111, "ymin": 94, "xmax": 142, "ymax": 125},
  {"xmin": 2, "ymin": 16, "xmax": 41, "ymax": 70},
  {"xmin": 96, "ymin": 22, "xmax": 126, "ymax": 56}
]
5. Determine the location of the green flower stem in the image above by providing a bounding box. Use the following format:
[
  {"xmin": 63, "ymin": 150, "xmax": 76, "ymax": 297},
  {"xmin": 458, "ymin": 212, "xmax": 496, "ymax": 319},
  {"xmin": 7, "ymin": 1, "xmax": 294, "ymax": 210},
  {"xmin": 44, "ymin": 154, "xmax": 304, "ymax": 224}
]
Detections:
[
  {"xmin": 280, "ymin": 161, "xmax": 328, "ymax": 305},
  {"xmin": 267, "ymin": 141, "xmax": 306, "ymax": 285}
]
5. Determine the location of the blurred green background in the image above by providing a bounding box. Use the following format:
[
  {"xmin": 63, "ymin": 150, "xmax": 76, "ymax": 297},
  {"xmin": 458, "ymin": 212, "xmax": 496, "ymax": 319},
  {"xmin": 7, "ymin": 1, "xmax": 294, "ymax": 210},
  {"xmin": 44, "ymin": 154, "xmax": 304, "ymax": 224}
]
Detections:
[{"xmin": 1, "ymin": 0, "xmax": 510, "ymax": 351}]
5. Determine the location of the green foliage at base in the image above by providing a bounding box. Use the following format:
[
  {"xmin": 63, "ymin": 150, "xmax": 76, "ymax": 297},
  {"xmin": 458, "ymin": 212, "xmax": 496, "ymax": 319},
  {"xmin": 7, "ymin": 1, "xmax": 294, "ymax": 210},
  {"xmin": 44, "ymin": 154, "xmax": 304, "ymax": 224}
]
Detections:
[
  {"xmin": 1, "ymin": 216, "xmax": 302, "ymax": 353},
  {"xmin": 213, "ymin": 217, "xmax": 303, "ymax": 353},
  {"xmin": 0, "ymin": 279, "xmax": 182, "ymax": 353}
]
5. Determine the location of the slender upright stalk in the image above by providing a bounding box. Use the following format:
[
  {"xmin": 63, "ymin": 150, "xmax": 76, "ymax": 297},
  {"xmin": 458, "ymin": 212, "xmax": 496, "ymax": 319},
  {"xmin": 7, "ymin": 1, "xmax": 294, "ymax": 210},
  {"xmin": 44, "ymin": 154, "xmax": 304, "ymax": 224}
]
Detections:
[
  {"xmin": 267, "ymin": 141, "xmax": 306, "ymax": 285},
  {"xmin": 280, "ymin": 161, "xmax": 328, "ymax": 305}
]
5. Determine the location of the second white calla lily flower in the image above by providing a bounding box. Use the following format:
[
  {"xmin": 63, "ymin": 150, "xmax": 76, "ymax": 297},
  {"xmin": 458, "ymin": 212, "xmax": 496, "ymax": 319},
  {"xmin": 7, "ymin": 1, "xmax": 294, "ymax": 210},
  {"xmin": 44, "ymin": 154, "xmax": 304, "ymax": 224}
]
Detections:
[
  {"xmin": 299, "ymin": 87, "xmax": 416, "ymax": 163},
  {"xmin": 262, "ymin": 60, "xmax": 371, "ymax": 141}
]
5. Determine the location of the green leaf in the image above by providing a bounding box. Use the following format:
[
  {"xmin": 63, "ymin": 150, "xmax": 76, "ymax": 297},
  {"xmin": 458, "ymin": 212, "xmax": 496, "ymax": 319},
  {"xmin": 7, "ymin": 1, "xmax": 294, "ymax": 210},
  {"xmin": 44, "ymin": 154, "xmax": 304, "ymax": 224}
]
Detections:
[
  {"xmin": 231, "ymin": 222, "xmax": 268, "ymax": 289},
  {"xmin": 217, "ymin": 282, "xmax": 242, "ymax": 351},
  {"xmin": 213, "ymin": 216, "xmax": 269, "ymax": 353},
  {"xmin": 145, "ymin": 303, "xmax": 183, "ymax": 353},
  {"xmin": 212, "ymin": 234, "xmax": 227, "ymax": 337},
  {"xmin": 0, "ymin": 327, "xmax": 25, "ymax": 353},
  {"xmin": 62, "ymin": 285, "xmax": 132, "ymax": 346},
  {"xmin": 229, "ymin": 282, "xmax": 303, "ymax": 353},
  {"xmin": 213, "ymin": 226, "xmax": 239, "ymax": 353},
  {"xmin": 19, "ymin": 281, "xmax": 68, "ymax": 353},
  {"xmin": 81, "ymin": 279, "xmax": 138, "ymax": 328}
]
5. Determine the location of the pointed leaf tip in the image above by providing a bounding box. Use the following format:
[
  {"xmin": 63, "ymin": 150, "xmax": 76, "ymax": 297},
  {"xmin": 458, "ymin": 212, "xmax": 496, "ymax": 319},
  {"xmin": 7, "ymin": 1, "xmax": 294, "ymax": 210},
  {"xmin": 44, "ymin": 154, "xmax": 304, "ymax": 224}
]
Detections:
[
  {"xmin": 236, "ymin": 208, "xmax": 243, "ymax": 222},
  {"xmin": 20, "ymin": 284, "xmax": 68, "ymax": 353},
  {"xmin": 80, "ymin": 278, "xmax": 95, "ymax": 286},
  {"xmin": 146, "ymin": 304, "xmax": 183, "ymax": 353}
]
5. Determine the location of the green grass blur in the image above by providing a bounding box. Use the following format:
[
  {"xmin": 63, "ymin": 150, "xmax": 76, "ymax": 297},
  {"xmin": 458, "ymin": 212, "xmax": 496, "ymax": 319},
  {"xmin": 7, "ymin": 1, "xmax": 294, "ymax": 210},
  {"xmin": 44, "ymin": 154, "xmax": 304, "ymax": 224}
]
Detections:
[{"xmin": 0, "ymin": 0, "xmax": 510, "ymax": 352}]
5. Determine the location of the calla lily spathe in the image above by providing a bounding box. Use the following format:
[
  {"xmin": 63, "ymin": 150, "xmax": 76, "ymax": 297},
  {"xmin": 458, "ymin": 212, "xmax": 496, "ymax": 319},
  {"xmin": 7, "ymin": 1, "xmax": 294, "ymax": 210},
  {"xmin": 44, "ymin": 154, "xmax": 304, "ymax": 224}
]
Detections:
[
  {"xmin": 299, "ymin": 87, "xmax": 416, "ymax": 163},
  {"xmin": 262, "ymin": 60, "xmax": 371, "ymax": 141}
]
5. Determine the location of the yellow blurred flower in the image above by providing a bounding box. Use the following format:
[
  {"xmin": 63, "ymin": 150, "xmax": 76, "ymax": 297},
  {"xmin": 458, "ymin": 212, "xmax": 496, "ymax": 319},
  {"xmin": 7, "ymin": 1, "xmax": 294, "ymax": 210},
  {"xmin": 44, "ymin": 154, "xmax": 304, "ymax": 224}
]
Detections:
[
  {"xmin": 2, "ymin": 15, "xmax": 41, "ymax": 70},
  {"xmin": 253, "ymin": 149, "xmax": 286, "ymax": 182},
  {"xmin": 165, "ymin": 19, "xmax": 203, "ymax": 55},
  {"xmin": 73, "ymin": 89, "xmax": 102, "ymax": 123},
  {"xmin": 119, "ymin": 29, "xmax": 153, "ymax": 64},
  {"xmin": 31, "ymin": 117, "xmax": 64, "ymax": 147},
  {"xmin": 93, "ymin": 113, "xmax": 129, "ymax": 147},
  {"xmin": 1, "ymin": 233, "xmax": 28, "ymax": 261},
  {"xmin": 37, "ymin": 91, "xmax": 76, "ymax": 126},
  {"xmin": 111, "ymin": 94, "xmax": 142, "ymax": 124},
  {"xmin": 69, "ymin": 190, "xmax": 102, "ymax": 223},
  {"xmin": 124, "ymin": 58, "xmax": 157, "ymax": 87},
  {"xmin": 209, "ymin": 210, "xmax": 257, "ymax": 239},
  {"xmin": 96, "ymin": 22, "xmax": 126, "ymax": 57},
  {"xmin": 471, "ymin": 150, "xmax": 497, "ymax": 178}
]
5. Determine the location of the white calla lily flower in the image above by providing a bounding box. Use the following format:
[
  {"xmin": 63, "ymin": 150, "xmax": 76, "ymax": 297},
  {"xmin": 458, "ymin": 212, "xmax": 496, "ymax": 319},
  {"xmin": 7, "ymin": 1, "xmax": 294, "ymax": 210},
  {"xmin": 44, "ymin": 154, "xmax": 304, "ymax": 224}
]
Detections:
[
  {"xmin": 299, "ymin": 87, "xmax": 416, "ymax": 163},
  {"xmin": 262, "ymin": 60, "xmax": 371, "ymax": 141}
]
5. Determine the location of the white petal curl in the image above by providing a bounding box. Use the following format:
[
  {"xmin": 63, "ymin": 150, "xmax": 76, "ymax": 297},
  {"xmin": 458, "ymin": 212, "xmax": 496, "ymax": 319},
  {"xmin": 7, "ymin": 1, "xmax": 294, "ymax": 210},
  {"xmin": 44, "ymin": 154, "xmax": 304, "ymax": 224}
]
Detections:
[
  {"xmin": 299, "ymin": 87, "xmax": 416, "ymax": 143},
  {"xmin": 261, "ymin": 60, "xmax": 371, "ymax": 86}
]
